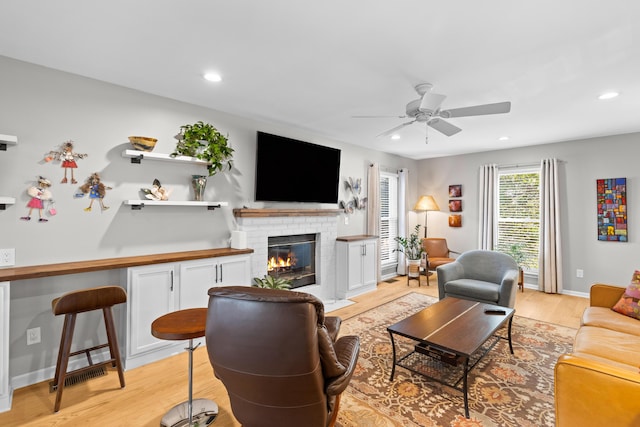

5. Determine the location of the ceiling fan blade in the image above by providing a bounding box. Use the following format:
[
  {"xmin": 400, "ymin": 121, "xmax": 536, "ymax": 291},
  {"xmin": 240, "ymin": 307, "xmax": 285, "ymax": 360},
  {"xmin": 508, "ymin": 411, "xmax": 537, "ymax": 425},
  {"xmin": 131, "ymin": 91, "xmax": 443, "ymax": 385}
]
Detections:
[
  {"xmin": 440, "ymin": 101, "xmax": 511, "ymax": 118},
  {"xmin": 419, "ymin": 92, "xmax": 446, "ymax": 112},
  {"xmin": 376, "ymin": 120, "xmax": 417, "ymax": 137},
  {"xmin": 352, "ymin": 115, "xmax": 407, "ymax": 119},
  {"xmin": 427, "ymin": 118, "xmax": 462, "ymax": 136}
]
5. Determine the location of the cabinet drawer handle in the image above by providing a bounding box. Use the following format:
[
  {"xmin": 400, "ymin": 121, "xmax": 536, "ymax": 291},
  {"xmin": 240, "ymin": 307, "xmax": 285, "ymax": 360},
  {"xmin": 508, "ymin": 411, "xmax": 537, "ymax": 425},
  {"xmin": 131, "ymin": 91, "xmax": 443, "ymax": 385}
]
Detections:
[
  {"xmin": 220, "ymin": 265, "xmax": 223, "ymax": 282},
  {"xmin": 170, "ymin": 270, "xmax": 174, "ymax": 291}
]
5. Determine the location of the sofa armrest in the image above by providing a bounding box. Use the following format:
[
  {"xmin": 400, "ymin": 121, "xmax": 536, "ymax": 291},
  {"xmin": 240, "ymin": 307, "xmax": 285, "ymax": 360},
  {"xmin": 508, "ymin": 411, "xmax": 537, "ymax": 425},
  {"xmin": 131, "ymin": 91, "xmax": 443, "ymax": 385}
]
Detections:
[
  {"xmin": 436, "ymin": 262, "xmax": 464, "ymax": 299},
  {"xmin": 497, "ymin": 268, "xmax": 519, "ymax": 308},
  {"xmin": 555, "ymin": 353, "xmax": 640, "ymax": 427},
  {"xmin": 590, "ymin": 284, "xmax": 626, "ymax": 308},
  {"xmin": 325, "ymin": 335, "xmax": 360, "ymax": 396}
]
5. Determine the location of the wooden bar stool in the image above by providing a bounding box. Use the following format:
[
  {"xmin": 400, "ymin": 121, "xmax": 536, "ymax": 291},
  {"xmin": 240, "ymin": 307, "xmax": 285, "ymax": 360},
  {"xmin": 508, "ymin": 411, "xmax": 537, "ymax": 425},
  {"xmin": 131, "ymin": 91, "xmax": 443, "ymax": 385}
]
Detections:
[
  {"xmin": 51, "ymin": 285, "xmax": 127, "ymax": 412},
  {"xmin": 152, "ymin": 308, "xmax": 218, "ymax": 427}
]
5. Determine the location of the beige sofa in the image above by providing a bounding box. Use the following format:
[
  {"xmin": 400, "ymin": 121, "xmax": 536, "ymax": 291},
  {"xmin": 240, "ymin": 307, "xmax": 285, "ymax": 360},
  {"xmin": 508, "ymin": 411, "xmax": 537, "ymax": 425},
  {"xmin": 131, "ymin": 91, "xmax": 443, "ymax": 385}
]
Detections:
[{"xmin": 555, "ymin": 284, "xmax": 640, "ymax": 427}]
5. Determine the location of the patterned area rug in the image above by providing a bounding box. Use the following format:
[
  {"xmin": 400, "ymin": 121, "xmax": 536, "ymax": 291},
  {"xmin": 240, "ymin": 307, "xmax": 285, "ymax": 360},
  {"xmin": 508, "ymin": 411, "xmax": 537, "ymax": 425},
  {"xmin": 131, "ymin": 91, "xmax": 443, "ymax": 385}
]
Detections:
[{"xmin": 335, "ymin": 293, "xmax": 576, "ymax": 427}]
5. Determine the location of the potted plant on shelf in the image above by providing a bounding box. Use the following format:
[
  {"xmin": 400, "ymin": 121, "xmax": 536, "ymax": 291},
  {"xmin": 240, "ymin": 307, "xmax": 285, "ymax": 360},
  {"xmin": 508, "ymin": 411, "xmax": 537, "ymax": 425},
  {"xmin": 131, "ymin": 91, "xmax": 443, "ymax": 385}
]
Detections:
[
  {"xmin": 172, "ymin": 121, "xmax": 234, "ymax": 177},
  {"xmin": 394, "ymin": 224, "xmax": 425, "ymax": 276}
]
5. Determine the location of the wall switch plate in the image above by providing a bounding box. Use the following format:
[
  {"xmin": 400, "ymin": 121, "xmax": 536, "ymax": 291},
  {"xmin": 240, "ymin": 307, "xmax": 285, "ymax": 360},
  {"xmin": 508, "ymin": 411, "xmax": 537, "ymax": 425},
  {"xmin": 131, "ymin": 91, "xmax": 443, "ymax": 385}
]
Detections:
[
  {"xmin": 0, "ymin": 248, "xmax": 15, "ymax": 266},
  {"xmin": 27, "ymin": 327, "xmax": 41, "ymax": 345},
  {"xmin": 576, "ymin": 269, "xmax": 584, "ymax": 278}
]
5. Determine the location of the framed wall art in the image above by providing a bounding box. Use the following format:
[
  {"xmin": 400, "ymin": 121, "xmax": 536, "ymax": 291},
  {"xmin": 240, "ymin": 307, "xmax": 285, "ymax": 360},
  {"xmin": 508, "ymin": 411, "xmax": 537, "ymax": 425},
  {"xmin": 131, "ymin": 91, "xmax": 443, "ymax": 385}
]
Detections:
[
  {"xmin": 449, "ymin": 214, "xmax": 462, "ymax": 227},
  {"xmin": 449, "ymin": 184, "xmax": 462, "ymax": 198},
  {"xmin": 597, "ymin": 177, "xmax": 627, "ymax": 242},
  {"xmin": 449, "ymin": 199, "xmax": 462, "ymax": 212}
]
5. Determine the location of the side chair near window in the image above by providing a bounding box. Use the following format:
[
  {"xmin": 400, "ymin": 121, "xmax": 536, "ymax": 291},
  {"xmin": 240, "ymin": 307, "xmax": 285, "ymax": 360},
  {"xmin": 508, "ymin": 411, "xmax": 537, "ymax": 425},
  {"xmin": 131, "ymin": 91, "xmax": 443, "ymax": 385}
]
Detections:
[
  {"xmin": 420, "ymin": 237, "xmax": 460, "ymax": 286},
  {"xmin": 206, "ymin": 286, "xmax": 360, "ymax": 427},
  {"xmin": 436, "ymin": 250, "xmax": 519, "ymax": 308}
]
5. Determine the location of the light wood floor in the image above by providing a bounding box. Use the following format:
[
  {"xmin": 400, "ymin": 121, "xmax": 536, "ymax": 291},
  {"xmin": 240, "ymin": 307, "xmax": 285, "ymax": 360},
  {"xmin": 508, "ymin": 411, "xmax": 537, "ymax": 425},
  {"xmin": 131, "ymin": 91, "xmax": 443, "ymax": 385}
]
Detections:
[{"xmin": 0, "ymin": 278, "xmax": 589, "ymax": 427}]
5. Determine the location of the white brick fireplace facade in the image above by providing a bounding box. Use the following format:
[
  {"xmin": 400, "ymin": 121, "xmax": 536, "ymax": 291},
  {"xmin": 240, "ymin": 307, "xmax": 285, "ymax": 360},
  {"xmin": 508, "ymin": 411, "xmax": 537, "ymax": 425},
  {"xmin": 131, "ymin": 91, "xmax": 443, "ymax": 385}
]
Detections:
[{"xmin": 233, "ymin": 209, "xmax": 341, "ymax": 301}]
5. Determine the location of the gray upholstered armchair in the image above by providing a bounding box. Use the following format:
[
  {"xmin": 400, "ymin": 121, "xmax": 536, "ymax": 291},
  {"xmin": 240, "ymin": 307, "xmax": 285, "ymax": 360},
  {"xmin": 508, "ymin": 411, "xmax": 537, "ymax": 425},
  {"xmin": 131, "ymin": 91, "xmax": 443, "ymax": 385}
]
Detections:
[
  {"xmin": 206, "ymin": 286, "xmax": 360, "ymax": 427},
  {"xmin": 436, "ymin": 249, "xmax": 519, "ymax": 308}
]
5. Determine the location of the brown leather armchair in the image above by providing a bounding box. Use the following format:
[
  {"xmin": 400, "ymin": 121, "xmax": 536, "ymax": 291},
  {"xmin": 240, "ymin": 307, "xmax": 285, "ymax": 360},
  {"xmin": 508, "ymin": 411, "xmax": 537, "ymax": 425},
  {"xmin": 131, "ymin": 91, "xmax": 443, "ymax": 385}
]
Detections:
[
  {"xmin": 421, "ymin": 238, "xmax": 460, "ymax": 285},
  {"xmin": 206, "ymin": 286, "xmax": 360, "ymax": 427}
]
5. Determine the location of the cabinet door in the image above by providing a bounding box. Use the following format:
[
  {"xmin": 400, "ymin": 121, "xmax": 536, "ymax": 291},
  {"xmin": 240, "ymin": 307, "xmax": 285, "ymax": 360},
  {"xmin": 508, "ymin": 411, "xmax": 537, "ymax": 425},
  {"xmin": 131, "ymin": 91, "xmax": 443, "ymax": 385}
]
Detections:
[
  {"xmin": 127, "ymin": 264, "xmax": 177, "ymax": 357},
  {"xmin": 179, "ymin": 259, "xmax": 216, "ymax": 309},
  {"xmin": 361, "ymin": 240, "xmax": 377, "ymax": 287},
  {"xmin": 347, "ymin": 243, "xmax": 364, "ymax": 290},
  {"xmin": 218, "ymin": 255, "xmax": 251, "ymax": 287}
]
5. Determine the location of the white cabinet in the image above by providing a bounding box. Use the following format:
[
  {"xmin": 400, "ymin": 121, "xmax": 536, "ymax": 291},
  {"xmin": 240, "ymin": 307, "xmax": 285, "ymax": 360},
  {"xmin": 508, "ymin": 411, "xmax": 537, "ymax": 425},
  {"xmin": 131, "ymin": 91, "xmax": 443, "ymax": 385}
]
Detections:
[
  {"xmin": 336, "ymin": 235, "xmax": 378, "ymax": 299},
  {"xmin": 124, "ymin": 254, "xmax": 250, "ymax": 368},
  {"xmin": 179, "ymin": 255, "xmax": 251, "ymax": 310}
]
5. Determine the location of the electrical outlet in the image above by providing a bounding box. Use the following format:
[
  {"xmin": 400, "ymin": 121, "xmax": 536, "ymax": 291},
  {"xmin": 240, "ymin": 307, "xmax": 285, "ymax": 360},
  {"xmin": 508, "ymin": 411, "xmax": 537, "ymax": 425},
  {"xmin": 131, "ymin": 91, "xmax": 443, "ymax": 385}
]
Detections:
[
  {"xmin": 0, "ymin": 248, "xmax": 15, "ymax": 267},
  {"xmin": 27, "ymin": 327, "xmax": 41, "ymax": 345},
  {"xmin": 576, "ymin": 269, "xmax": 584, "ymax": 278}
]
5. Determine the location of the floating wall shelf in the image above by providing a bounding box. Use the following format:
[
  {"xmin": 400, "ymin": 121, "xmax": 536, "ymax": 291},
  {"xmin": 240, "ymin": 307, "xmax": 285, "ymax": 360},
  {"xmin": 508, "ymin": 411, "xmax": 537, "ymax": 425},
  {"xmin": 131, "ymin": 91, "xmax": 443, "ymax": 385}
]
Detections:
[
  {"xmin": 123, "ymin": 200, "xmax": 228, "ymax": 211},
  {"xmin": 122, "ymin": 149, "xmax": 209, "ymax": 166},
  {"xmin": 0, "ymin": 134, "xmax": 18, "ymax": 151},
  {"xmin": 0, "ymin": 197, "xmax": 16, "ymax": 210}
]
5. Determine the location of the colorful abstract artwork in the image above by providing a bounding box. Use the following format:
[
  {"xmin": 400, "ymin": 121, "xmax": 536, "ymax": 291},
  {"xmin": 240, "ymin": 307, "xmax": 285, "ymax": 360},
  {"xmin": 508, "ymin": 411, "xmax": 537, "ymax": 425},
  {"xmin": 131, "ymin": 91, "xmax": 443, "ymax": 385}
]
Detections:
[
  {"xmin": 449, "ymin": 214, "xmax": 462, "ymax": 227},
  {"xmin": 597, "ymin": 178, "xmax": 627, "ymax": 242}
]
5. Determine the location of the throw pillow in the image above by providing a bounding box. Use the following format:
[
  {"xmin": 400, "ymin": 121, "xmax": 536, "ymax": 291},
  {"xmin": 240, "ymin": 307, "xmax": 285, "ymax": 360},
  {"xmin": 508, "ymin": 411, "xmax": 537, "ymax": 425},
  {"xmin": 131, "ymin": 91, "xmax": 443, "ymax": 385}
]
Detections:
[{"xmin": 612, "ymin": 270, "xmax": 640, "ymax": 320}]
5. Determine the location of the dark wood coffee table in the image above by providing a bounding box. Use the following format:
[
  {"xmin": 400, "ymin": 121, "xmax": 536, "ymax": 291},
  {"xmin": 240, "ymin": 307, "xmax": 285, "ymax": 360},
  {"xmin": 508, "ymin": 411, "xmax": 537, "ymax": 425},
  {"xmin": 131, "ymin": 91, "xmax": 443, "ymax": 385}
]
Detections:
[{"xmin": 387, "ymin": 297, "xmax": 514, "ymax": 418}]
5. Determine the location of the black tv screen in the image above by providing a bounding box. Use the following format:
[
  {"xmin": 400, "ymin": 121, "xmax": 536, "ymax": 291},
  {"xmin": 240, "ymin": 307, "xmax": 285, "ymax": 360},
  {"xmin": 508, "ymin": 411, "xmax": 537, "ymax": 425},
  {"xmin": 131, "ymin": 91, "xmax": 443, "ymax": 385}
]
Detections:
[{"xmin": 255, "ymin": 132, "xmax": 341, "ymax": 203}]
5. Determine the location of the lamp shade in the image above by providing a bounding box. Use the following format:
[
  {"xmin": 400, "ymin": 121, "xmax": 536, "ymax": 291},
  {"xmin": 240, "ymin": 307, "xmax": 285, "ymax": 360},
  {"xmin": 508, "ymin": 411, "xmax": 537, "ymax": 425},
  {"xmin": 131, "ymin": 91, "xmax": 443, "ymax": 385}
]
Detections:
[{"xmin": 414, "ymin": 195, "xmax": 440, "ymax": 212}]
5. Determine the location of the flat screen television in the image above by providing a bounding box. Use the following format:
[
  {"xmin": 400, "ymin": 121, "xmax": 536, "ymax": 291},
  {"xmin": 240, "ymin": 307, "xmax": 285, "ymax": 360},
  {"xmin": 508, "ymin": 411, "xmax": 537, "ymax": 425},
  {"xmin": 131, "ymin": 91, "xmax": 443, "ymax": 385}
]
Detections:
[{"xmin": 255, "ymin": 131, "xmax": 341, "ymax": 203}]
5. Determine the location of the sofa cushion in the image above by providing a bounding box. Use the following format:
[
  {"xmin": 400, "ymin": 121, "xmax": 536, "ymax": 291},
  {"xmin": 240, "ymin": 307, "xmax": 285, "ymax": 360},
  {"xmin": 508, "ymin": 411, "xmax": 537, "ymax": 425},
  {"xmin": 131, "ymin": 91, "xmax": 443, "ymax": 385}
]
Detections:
[
  {"xmin": 611, "ymin": 272, "xmax": 640, "ymax": 320},
  {"xmin": 573, "ymin": 325, "xmax": 640, "ymax": 367},
  {"xmin": 582, "ymin": 307, "xmax": 640, "ymax": 337},
  {"xmin": 444, "ymin": 279, "xmax": 500, "ymax": 303}
]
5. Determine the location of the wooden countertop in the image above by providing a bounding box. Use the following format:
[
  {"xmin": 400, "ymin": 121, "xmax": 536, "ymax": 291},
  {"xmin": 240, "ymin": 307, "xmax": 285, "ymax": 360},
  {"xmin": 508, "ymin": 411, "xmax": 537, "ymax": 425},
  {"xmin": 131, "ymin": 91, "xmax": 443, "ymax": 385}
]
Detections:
[
  {"xmin": 0, "ymin": 248, "xmax": 254, "ymax": 282},
  {"xmin": 336, "ymin": 235, "xmax": 379, "ymax": 242}
]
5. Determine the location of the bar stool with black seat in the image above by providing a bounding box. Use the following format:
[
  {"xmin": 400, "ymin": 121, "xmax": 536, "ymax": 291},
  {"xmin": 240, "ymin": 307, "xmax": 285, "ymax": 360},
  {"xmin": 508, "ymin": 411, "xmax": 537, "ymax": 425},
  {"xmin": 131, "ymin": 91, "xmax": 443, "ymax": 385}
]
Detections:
[{"xmin": 51, "ymin": 285, "xmax": 127, "ymax": 412}]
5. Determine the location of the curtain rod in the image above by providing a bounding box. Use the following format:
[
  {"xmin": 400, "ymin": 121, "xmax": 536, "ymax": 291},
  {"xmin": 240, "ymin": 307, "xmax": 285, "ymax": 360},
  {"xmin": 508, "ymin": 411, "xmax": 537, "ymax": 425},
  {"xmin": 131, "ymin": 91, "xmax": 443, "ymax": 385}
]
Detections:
[{"xmin": 498, "ymin": 159, "xmax": 566, "ymax": 169}]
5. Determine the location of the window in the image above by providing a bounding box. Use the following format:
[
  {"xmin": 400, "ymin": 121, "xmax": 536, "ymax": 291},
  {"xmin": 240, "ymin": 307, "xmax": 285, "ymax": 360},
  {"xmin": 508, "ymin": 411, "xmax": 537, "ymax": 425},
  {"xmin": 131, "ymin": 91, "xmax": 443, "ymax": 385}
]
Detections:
[
  {"xmin": 496, "ymin": 168, "xmax": 540, "ymax": 272},
  {"xmin": 379, "ymin": 171, "xmax": 398, "ymax": 273}
]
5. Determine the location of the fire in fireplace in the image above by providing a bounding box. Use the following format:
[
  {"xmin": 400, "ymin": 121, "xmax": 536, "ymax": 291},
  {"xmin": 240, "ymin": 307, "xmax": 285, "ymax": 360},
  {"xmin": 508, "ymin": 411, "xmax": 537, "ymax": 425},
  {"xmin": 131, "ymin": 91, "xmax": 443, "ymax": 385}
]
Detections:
[{"xmin": 267, "ymin": 234, "xmax": 316, "ymax": 289}]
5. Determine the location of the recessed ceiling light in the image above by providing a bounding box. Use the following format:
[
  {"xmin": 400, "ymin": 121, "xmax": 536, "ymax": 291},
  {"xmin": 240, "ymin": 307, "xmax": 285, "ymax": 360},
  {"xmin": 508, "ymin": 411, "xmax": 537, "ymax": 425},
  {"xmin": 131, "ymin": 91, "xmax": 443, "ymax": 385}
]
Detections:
[
  {"xmin": 391, "ymin": 134, "xmax": 400, "ymax": 140},
  {"xmin": 498, "ymin": 136, "xmax": 510, "ymax": 141},
  {"xmin": 203, "ymin": 72, "xmax": 222, "ymax": 82},
  {"xmin": 598, "ymin": 92, "xmax": 619, "ymax": 100}
]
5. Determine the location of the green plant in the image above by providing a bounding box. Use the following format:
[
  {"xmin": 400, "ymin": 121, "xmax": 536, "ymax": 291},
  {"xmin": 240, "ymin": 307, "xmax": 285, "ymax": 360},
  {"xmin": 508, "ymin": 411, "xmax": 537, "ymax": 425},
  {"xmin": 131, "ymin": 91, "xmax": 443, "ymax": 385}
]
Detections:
[
  {"xmin": 172, "ymin": 121, "xmax": 234, "ymax": 176},
  {"xmin": 252, "ymin": 274, "xmax": 292, "ymax": 290},
  {"xmin": 502, "ymin": 243, "xmax": 525, "ymax": 267},
  {"xmin": 394, "ymin": 224, "xmax": 425, "ymax": 260}
]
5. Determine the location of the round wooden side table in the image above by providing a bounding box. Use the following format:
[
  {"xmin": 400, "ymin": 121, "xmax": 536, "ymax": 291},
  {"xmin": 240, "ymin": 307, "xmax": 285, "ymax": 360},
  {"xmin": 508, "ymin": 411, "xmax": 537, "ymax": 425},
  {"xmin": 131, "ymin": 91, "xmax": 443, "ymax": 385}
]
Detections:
[{"xmin": 152, "ymin": 308, "xmax": 217, "ymax": 427}]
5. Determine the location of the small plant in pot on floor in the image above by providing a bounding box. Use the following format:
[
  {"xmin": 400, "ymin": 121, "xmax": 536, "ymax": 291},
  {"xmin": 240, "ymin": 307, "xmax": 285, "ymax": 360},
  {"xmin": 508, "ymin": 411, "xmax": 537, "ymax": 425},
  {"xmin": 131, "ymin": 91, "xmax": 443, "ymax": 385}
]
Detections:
[{"xmin": 252, "ymin": 275, "xmax": 292, "ymax": 290}]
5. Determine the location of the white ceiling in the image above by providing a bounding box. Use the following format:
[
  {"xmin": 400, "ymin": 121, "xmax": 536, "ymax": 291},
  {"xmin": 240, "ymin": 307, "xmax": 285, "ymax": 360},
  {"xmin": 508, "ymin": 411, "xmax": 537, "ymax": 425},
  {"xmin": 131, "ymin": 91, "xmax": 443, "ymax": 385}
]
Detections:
[{"xmin": 1, "ymin": 1, "xmax": 639, "ymax": 159}]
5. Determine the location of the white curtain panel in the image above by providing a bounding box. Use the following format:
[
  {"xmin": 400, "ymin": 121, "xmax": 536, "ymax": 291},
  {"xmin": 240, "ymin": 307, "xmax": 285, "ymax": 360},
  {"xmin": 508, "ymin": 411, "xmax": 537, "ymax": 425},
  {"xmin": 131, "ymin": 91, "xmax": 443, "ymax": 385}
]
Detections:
[
  {"xmin": 397, "ymin": 169, "xmax": 408, "ymax": 275},
  {"xmin": 478, "ymin": 164, "xmax": 497, "ymax": 250},
  {"xmin": 367, "ymin": 163, "xmax": 381, "ymax": 283},
  {"xmin": 539, "ymin": 158, "xmax": 563, "ymax": 293}
]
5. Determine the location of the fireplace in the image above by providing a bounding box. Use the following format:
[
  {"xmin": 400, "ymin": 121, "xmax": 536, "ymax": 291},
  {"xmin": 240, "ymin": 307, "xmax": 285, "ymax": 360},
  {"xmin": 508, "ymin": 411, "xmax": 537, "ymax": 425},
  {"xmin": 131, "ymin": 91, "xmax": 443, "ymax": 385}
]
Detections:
[{"xmin": 267, "ymin": 234, "xmax": 316, "ymax": 289}]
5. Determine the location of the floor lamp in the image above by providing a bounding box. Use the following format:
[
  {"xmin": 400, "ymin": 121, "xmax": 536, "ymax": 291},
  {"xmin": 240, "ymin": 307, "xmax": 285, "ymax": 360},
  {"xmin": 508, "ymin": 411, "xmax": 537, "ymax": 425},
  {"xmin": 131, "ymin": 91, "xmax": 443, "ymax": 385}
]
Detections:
[{"xmin": 414, "ymin": 195, "xmax": 440, "ymax": 238}]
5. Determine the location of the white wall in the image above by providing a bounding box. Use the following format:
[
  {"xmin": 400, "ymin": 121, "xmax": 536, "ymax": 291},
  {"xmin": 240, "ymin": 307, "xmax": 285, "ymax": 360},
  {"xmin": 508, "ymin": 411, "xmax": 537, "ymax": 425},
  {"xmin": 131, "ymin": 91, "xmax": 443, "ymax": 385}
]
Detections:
[
  {"xmin": 417, "ymin": 134, "xmax": 640, "ymax": 295},
  {"xmin": 0, "ymin": 55, "xmax": 417, "ymax": 380}
]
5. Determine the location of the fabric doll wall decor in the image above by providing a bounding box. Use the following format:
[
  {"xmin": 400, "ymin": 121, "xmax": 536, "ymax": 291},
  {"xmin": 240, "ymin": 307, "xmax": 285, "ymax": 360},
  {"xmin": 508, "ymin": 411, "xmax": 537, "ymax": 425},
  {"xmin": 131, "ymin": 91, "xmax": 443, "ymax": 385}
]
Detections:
[
  {"xmin": 45, "ymin": 140, "xmax": 88, "ymax": 184},
  {"xmin": 75, "ymin": 172, "xmax": 112, "ymax": 212},
  {"xmin": 20, "ymin": 176, "xmax": 53, "ymax": 222}
]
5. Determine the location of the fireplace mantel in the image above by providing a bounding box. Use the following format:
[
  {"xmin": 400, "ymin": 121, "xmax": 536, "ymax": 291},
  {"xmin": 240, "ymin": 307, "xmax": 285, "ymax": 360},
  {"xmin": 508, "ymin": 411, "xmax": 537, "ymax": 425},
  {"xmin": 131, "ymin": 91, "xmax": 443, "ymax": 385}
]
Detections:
[{"xmin": 233, "ymin": 208, "xmax": 341, "ymax": 218}]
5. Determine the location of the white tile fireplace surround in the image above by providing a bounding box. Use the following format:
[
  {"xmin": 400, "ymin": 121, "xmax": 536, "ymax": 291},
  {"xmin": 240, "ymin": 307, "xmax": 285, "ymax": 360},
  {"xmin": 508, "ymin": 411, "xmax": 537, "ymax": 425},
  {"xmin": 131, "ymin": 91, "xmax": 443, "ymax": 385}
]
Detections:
[{"xmin": 233, "ymin": 209, "xmax": 344, "ymax": 303}]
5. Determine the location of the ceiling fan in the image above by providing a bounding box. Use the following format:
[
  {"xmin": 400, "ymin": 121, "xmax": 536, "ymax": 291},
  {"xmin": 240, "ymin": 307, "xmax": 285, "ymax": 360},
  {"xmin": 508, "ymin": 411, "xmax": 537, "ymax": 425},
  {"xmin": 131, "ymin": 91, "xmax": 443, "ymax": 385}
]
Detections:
[{"xmin": 355, "ymin": 83, "xmax": 511, "ymax": 142}]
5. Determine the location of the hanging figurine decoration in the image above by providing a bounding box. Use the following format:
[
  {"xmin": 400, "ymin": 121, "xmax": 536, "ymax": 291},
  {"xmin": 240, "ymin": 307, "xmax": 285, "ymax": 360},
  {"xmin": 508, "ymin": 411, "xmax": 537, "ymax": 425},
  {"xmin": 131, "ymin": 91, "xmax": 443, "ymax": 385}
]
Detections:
[
  {"xmin": 339, "ymin": 177, "xmax": 367, "ymax": 214},
  {"xmin": 140, "ymin": 178, "xmax": 172, "ymax": 201},
  {"xmin": 74, "ymin": 172, "xmax": 112, "ymax": 212},
  {"xmin": 45, "ymin": 140, "xmax": 88, "ymax": 184},
  {"xmin": 20, "ymin": 176, "xmax": 53, "ymax": 222}
]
